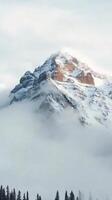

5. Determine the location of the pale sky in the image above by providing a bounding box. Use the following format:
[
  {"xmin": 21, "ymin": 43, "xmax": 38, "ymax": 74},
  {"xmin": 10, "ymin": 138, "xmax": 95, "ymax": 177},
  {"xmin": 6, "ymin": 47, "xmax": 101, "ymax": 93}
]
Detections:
[{"xmin": 0, "ymin": 0, "xmax": 112, "ymax": 88}]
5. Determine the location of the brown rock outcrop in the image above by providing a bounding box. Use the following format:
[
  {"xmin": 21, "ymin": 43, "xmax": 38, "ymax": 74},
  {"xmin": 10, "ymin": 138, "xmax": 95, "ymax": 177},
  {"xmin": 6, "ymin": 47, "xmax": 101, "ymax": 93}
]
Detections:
[
  {"xmin": 64, "ymin": 63, "xmax": 75, "ymax": 72},
  {"xmin": 53, "ymin": 62, "xmax": 95, "ymax": 85},
  {"xmin": 77, "ymin": 72, "xmax": 95, "ymax": 85},
  {"xmin": 53, "ymin": 65, "xmax": 64, "ymax": 81}
]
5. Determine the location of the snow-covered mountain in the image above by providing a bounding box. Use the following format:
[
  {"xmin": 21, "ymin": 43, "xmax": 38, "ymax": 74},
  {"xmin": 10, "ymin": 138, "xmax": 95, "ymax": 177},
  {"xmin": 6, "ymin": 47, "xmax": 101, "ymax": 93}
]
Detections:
[{"xmin": 10, "ymin": 50, "xmax": 112, "ymax": 125}]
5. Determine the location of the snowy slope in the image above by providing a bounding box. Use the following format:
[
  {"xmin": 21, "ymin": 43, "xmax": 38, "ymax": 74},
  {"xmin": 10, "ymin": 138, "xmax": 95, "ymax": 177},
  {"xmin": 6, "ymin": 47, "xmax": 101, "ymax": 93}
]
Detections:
[{"xmin": 10, "ymin": 50, "xmax": 112, "ymax": 126}]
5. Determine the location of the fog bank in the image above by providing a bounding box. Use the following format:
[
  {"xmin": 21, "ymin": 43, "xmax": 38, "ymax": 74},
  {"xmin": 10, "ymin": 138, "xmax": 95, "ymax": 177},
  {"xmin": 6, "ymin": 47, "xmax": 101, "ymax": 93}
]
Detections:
[{"xmin": 0, "ymin": 93, "xmax": 112, "ymax": 200}]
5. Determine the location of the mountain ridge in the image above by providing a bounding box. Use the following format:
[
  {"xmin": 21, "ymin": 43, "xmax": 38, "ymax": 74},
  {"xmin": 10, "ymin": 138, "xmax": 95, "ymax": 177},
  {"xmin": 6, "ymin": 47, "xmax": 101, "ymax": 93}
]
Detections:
[{"xmin": 10, "ymin": 50, "xmax": 112, "ymax": 126}]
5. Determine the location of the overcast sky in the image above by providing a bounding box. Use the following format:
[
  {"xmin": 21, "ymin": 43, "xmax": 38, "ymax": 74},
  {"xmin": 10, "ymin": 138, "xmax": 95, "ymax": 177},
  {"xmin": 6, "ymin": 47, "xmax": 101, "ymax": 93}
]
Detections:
[{"xmin": 0, "ymin": 0, "xmax": 112, "ymax": 89}]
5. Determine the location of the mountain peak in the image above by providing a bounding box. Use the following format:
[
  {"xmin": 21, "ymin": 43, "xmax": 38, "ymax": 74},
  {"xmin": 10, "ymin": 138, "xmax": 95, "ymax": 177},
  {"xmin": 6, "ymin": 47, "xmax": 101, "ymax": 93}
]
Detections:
[
  {"xmin": 46, "ymin": 50, "xmax": 95, "ymax": 85},
  {"xmin": 10, "ymin": 50, "xmax": 112, "ymax": 126}
]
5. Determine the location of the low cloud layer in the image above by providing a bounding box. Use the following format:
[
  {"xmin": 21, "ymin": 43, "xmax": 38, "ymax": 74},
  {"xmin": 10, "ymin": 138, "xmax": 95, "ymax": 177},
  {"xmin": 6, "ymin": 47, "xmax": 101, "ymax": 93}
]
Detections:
[{"xmin": 0, "ymin": 91, "xmax": 112, "ymax": 200}]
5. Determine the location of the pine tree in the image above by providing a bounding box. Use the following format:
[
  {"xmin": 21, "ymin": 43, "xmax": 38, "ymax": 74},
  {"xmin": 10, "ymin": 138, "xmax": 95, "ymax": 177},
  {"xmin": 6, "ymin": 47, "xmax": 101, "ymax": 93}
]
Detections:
[
  {"xmin": 65, "ymin": 191, "xmax": 69, "ymax": 200},
  {"xmin": 36, "ymin": 194, "xmax": 41, "ymax": 200},
  {"xmin": 55, "ymin": 191, "xmax": 59, "ymax": 200},
  {"xmin": 23, "ymin": 194, "xmax": 26, "ymax": 200},
  {"xmin": 0, "ymin": 186, "xmax": 4, "ymax": 200},
  {"xmin": 26, "ymin": 192, "xmax": 29, "ymax": 200},
  {"xmin": 2, "ymin": 188, "xmax": 6, "ymax": 200},
  {"xmin": 70, "ymin": 191, "xmax": 75, "ymax": 200},
  {"xmin": 10, "ymin": 191, "xmax": 14, "ymax": 200},
  {"xmin": 36, "ymin": 194, "xmax": 39, "ymax": 200},
  {"xmin": 13, "ymin": 189, "xmax": 16, "ymax": 200},
  {"xmin": 17, "ymin": 191, "xmax": 21, "ymax": 200},
  {"xmin": 6, "ymin": 186, "xmax": 10, "ymax": 200},
  {"xmin": 76, "ymin": 197, "xmax": 79, "ymax": 200}
]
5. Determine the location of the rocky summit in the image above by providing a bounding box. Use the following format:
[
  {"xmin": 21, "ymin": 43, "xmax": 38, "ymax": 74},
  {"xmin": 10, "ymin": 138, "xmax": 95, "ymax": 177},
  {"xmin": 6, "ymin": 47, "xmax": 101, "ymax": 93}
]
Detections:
[{"xmin": 10, "ymin": 50, "xmax": 112, "ymax": 125}]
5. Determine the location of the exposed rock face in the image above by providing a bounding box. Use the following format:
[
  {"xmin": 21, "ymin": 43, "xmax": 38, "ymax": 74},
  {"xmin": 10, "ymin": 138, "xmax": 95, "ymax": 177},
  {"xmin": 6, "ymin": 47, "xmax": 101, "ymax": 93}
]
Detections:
[
  {"xmin": 77, "ymin": 72, "xmax": 95, "ymax": 85},
  {"xmin": 9, "ymin": 50, "xmax": 112, "ymax": 125},
  {"xmin": 10, "ymin": 51, "xmax": 103, "ymax": 102},
  {"xmin": 53, "ymin": 62, "xmax": 75, "ymax": 82},
  {"xmin": 63, "ymin": 63, "xmax": 75, "ymax": 72},
  {"xmin": 53, "ymin": 65, "xmax": 64, "ymax": 82},
  {"xmin": 53, "ymin": 63, "xmax": 95, "ymax": 85}
]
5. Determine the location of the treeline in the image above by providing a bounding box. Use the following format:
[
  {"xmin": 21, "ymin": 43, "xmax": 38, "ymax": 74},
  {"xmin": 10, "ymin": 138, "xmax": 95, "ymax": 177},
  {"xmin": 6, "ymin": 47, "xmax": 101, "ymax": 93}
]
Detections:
[
  {"xmin": 0, "ymin": 186, "xmax": 88, "ymax": 200},
  {"xmin": 0, "ymin": 186, "xmax": 29, "ymax": 200},
  {"xmin": 55, "ymin": 191, "xmax": 82, "ymax": 200}
]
